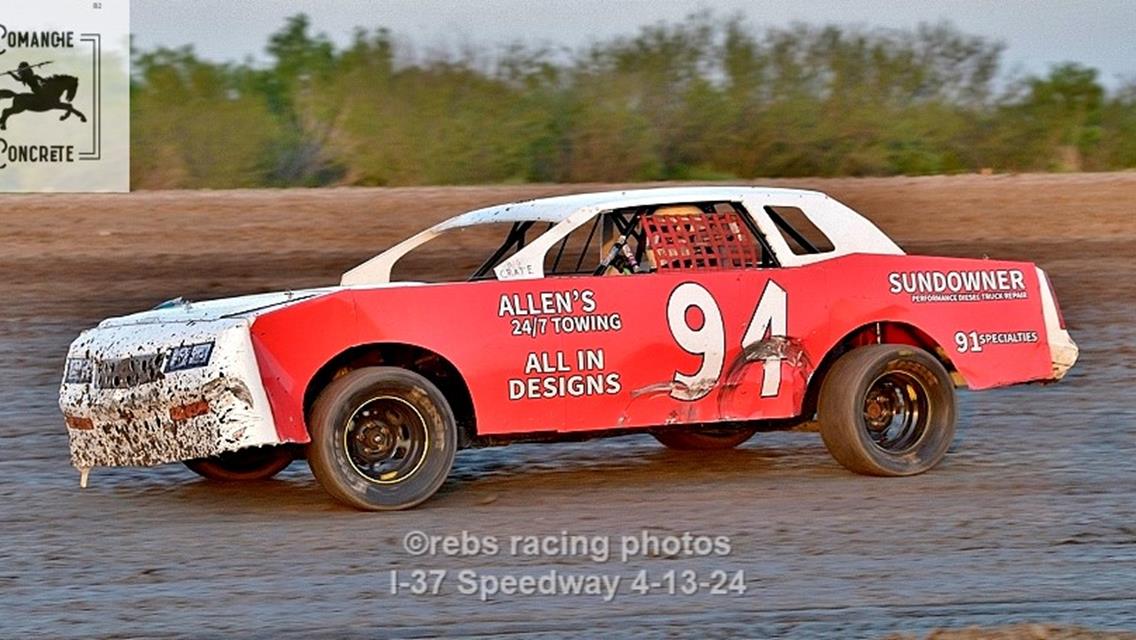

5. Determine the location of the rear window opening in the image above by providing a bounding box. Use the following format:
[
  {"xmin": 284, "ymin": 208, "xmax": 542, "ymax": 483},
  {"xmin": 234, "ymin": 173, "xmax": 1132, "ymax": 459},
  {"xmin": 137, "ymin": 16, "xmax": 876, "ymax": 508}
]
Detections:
[{"xmin": 764, "ymin": 206, "xmax": 835, "ymax": 255}]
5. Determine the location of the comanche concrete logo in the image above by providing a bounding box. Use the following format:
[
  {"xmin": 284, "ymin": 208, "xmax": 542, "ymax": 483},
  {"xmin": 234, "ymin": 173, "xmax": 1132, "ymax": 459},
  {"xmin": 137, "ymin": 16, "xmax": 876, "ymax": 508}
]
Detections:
[
  {"xmin": 888, "ymin": 268, "xmax": 1029, "ymax": 303},
  {"xmin": 0, "ymin": 23, "xmax": 92, "ymax": 169},
  {"xmin": 0, "ymin": 1, "xmax": 126, "ymax": 192}
]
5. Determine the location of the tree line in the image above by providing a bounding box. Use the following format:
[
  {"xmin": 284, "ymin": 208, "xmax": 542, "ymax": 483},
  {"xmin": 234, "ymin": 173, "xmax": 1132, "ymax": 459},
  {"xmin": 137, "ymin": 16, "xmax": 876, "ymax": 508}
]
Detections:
[{"xmin": 130, "ymin": 14, "xmax": 1136, "ymax": 188}]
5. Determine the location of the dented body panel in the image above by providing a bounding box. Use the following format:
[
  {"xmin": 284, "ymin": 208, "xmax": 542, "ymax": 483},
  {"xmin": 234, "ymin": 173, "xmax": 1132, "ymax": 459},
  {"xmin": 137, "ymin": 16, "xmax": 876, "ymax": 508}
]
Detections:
[{"xmin": 59, "ymin": 186, "xmax": 1078, "ymax": 473}]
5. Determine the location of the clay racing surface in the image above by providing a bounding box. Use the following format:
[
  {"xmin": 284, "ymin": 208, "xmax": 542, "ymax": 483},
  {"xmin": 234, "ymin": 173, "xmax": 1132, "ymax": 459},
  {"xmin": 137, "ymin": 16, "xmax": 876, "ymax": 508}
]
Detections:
[{"xmin": 1, "ymin": 174, "xmax": 1133, "ymax": 638}]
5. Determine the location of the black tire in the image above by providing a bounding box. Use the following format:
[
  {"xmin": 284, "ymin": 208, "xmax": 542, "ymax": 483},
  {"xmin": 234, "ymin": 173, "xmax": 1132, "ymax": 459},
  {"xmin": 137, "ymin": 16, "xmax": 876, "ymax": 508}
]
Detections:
[
  {"xmin": 184, "ymin": 445, "xmax": 294, "ymax": 481},
  {"xmin": 818, "ymin": 344, "xmax": 955, "ymax": 476},
  {"xmin": 308, "ymin": 367, "xmax": 457, "ymax": 511},
  {"xmin": 652, "ymin": 425, "xmax": 758, "ymax": 450}
]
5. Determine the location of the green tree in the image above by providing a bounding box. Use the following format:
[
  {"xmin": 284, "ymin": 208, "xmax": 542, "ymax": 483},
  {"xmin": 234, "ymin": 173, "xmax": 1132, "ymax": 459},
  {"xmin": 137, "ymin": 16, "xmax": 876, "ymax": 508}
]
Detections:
[
  {"xmin": 131, "ymin": 47, "xmax": 281, "ymax": 188},
  {"xmin": 129, "ymin": 14, "xmax": 1136, "ymax": 188}
]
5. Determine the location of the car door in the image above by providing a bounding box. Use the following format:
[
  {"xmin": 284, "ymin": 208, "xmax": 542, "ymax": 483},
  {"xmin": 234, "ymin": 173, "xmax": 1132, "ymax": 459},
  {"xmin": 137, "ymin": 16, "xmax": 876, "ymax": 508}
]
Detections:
[{"xmin": 547, "ymin": 202, "xmax": 813, "ymax": 432}]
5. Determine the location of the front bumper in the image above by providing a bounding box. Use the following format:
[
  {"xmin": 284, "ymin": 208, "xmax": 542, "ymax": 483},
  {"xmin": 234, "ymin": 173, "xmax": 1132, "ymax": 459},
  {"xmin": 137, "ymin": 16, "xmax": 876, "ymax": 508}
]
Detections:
[{"xmin": 59, "ymin": 318, "xmax": 283, "ymax": 469}]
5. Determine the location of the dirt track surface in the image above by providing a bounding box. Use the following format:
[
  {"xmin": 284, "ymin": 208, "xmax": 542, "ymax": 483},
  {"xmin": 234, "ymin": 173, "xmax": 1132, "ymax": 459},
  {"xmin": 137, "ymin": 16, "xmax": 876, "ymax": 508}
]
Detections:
[{"xmin": 1, "ymin": 173, "xmax": 1134, "ymax": 638}]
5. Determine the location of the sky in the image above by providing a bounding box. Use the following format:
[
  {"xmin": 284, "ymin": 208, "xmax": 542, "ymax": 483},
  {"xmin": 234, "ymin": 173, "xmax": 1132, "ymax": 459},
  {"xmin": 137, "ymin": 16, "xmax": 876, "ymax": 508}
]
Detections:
[{"xmin": 132, "ymin": 0, "xmax": 1136, "ymax": 87}]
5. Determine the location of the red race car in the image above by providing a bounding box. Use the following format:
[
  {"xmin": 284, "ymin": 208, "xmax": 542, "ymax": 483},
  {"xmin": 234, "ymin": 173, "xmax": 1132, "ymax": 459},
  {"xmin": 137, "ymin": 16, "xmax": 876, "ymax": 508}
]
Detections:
[{"xmin": 60, "ymin": 187, "xmax": 1078, "ymax": 510}]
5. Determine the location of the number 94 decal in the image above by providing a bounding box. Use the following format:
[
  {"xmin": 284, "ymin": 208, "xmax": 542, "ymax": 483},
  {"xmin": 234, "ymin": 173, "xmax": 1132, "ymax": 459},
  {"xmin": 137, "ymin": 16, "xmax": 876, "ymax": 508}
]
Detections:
[{"xmin": 665, "ymin": 281, "xmax": 788, "ymax": 401}]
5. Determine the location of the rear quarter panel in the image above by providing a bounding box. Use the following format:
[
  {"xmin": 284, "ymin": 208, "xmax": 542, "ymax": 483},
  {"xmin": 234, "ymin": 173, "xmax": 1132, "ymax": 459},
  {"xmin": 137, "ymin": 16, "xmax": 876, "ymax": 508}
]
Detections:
[{"xmin": 812, "ymin": 254, "xmax": 1053, "ymax": 389}]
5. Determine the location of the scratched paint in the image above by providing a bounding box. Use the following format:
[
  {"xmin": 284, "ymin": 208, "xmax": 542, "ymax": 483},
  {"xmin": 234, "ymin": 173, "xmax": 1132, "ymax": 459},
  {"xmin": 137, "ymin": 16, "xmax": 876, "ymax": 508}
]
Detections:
[
  {"xmin": 620, "ymin": 336, "xmax": 813, "ymax": 426},
  {"xmin": 718, "ymin": 336, "xmax": 812, "ymax": 421}
]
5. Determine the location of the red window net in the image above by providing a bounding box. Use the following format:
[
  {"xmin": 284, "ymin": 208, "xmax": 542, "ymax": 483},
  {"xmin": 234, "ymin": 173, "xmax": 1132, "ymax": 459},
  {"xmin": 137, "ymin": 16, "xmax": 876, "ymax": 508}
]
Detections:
[{"xmin": 645, "ymin": 210, "xmax": 763, "ymax": 271}]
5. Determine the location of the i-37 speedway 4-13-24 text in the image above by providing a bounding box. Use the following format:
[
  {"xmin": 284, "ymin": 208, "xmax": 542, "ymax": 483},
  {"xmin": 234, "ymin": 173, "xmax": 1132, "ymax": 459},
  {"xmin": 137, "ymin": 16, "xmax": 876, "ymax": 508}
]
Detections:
[{"xmin": 59, "ymin": 187, "xmax": 1078, "ymax": 510}]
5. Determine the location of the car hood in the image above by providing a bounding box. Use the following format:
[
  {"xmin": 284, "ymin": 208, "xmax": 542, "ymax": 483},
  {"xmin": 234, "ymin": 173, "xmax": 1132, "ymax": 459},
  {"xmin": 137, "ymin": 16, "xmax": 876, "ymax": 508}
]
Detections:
[{"xmin": 97, "ymin": 288, "xmax": 340, "ymax": 328}]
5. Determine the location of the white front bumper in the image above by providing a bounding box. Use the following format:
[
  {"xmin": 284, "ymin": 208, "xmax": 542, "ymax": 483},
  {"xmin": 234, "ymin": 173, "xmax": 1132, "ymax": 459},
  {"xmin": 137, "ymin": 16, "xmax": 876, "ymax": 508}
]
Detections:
[{"xmin": 59, "ymin": 318, "xmax": 282, "ymax": 469}]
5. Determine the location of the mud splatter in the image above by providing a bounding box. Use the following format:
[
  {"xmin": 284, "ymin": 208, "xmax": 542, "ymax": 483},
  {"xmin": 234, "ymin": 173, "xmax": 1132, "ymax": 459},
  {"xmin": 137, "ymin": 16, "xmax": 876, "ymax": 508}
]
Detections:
[{"xmin": 66, "ymin": 375, "xmax": 267, "ymax": 468}]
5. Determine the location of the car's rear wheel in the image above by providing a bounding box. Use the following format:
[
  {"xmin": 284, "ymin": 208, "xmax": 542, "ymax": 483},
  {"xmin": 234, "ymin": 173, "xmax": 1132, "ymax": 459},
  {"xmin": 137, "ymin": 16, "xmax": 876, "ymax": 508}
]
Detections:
[
  {"xmin": 652, "ymin": 425, "xmax": 758, "ymax": 450},
  {"xmin": 184, "ymin": 445, "xmax": 294, "ymax": 481},
  {"xmin": 818, "ymin": 344, "xmax": 955, "ymax": 476},
  {"xmin": 308, "ymin": 367, "xmax": 457, "ymax": 511}
]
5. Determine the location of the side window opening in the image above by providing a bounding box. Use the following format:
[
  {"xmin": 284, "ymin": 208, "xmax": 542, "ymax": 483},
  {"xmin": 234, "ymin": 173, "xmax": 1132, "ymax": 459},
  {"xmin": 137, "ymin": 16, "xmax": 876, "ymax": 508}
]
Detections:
[
  {"xmin": 644, "ymin": 202, "xmax": 772, "ymax": 272},
  {"xmin": 763, "ymin": 206, "xmax": 835, "ymax": 255},
  {"xmin": 544, "ymin": 201, "xmax": 778, "ymax": 277},
  {"xmin": 598, "ymin": 208, "xmax": 647, "ymax": 275},
  {"xmin": 545, "ymin": 208, "xmax": 648, "ymax": 276}
]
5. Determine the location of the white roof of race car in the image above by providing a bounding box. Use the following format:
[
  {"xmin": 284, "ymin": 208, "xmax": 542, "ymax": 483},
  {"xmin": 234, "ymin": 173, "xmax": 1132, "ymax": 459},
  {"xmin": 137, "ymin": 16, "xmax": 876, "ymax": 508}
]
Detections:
[
  {"xmin": 432, "ymin": 186, "xmax": 824, "ymax": 228},
  {"xmin": 341, "ymin": 186, "xmax": 902, "ymax": 285}
]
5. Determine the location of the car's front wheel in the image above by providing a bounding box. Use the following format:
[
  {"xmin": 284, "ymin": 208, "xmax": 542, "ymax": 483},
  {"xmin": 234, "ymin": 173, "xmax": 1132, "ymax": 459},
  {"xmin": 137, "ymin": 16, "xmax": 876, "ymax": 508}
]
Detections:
[
  {"xmin": 818, "ymin": 344, "xmax": 955, "ymax": 476},
  {"xmin": 184, "ymin": 445, "xmax": 294, "ymax": 481},
  {"xmin": 308, "ymin": 367, "xmax": 457, "ymax": 511}
]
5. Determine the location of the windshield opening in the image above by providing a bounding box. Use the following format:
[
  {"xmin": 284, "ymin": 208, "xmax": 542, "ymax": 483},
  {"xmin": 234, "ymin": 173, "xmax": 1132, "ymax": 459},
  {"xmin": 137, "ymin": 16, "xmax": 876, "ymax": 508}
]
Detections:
[
  {"xmin": 470, "ymin": 221, "xmax": 551, "ymax": 280},
  {"xmin": 388, "ymin": 221, "xmax": 553, "ymax": 283}
]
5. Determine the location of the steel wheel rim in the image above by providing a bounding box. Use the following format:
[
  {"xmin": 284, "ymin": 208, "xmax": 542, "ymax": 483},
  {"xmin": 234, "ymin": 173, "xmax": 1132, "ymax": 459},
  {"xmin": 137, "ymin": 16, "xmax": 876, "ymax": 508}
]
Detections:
[
  {"xmin": 862, "ymin": 370, "xmax": 931, "ymax": 453},
  {"xmin": 343, "ymin": 395, "xmax": 429, "ymax": 485}
]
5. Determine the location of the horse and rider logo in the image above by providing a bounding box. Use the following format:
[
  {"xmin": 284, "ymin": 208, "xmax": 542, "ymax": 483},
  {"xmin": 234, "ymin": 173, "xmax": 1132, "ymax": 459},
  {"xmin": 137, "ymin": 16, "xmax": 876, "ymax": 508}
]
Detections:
[{"xmin": 0, "ymin": 60, "xmax": 86, "ymax": 130}]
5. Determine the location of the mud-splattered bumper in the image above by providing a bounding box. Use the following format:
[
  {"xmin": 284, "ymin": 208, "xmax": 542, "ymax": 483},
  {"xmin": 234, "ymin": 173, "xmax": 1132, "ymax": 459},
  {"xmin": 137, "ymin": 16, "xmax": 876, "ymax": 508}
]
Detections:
[{"xmin": 59, "ymin": 318, "xmax": 283, "ymax": 469}]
